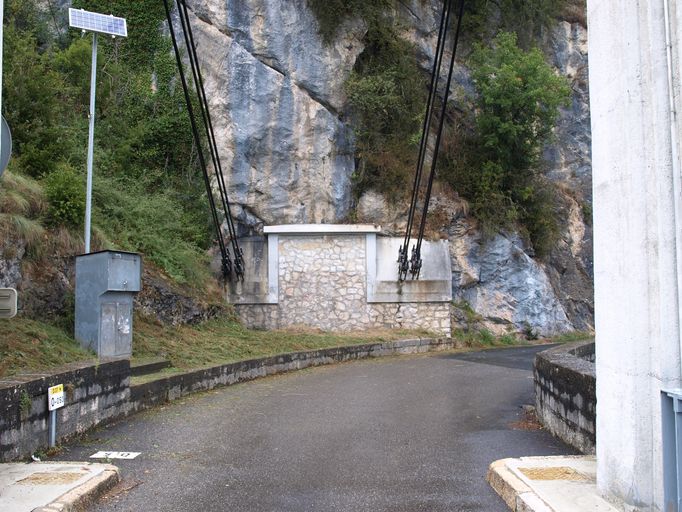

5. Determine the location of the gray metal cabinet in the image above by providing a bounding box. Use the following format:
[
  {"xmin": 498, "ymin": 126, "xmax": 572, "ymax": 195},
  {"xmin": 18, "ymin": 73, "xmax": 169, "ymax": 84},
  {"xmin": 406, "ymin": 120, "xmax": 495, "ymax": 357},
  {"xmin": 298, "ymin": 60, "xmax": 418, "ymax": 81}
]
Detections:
[{"xmin": 75, "ymin": 251, "xmax": 142, "ymax": 358}]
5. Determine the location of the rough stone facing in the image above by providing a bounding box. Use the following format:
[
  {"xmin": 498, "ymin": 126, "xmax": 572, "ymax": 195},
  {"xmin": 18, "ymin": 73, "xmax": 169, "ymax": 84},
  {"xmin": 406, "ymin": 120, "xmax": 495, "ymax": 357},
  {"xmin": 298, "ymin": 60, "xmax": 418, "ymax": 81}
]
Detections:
[
  {"xmin": 234, "ymin": 234, "xmax": 451, "ymax": 335},
  {"xmin": 534, "ymin": 341, "xmax": 595, "ymax": 454}
]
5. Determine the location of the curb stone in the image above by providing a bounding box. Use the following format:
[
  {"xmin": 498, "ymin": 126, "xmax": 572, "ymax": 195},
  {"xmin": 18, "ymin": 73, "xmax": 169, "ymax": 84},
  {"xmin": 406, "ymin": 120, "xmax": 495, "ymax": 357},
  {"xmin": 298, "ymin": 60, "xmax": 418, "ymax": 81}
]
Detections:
[
  {"xmin": 487, "ymin": 459, "xmax": 554, "ymax": 512},
  {"xmin": 31, "ymin": 465, "xmax": 119, "ymax": 512}
]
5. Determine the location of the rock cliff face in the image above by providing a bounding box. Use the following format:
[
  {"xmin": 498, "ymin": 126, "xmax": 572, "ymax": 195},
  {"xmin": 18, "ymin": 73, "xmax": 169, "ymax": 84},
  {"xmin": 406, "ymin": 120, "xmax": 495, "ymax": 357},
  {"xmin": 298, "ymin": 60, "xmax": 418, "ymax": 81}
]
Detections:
[
  {"xmin": 185, "ymin": 0, "xmax": 593, "ymax": 335},
  {"xmin": 184, "ymin": 0, "xmax": 364, "ymax": 227}
]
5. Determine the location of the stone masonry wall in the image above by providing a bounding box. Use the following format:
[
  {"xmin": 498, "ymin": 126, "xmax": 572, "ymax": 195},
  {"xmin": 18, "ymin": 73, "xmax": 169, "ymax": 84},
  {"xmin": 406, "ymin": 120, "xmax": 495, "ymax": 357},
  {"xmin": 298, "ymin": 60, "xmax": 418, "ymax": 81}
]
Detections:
[
  {"xmin": 235, "ymin": 235, "xmax": 451, "ymax": 335},
  {"xmin": 534, "ymin": 341, "xmax": 595, "ymax": 454}
]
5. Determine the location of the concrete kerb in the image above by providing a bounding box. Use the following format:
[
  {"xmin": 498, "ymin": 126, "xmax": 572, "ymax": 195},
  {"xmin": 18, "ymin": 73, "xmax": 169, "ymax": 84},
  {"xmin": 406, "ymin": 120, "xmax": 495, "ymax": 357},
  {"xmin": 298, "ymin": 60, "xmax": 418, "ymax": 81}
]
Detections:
[
  {"xmin": 128, "ymin": 337, "xmax": 457, "ymax": 414},
  {"xmin": 487, "ymin": 456, "xmax": 620, "ymax": 512},
  {"xmin": 0, "ymin": 461, "xmax": 119, "ymax": 512},
  {"xmin": 32, "ymin": 465, "xmax": 119, "ymax": 512},
  {"xmin": 487, "ymin": 459, "xmax": 537, "ymax": 511}
]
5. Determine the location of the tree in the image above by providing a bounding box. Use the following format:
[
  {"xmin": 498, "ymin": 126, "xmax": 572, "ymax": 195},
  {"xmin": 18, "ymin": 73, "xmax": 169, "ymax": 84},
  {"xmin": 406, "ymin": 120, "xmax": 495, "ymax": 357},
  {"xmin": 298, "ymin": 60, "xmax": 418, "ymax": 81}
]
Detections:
[{"xmin": 444, "ymin": 32, "xmax": 569, "ymax": 255}]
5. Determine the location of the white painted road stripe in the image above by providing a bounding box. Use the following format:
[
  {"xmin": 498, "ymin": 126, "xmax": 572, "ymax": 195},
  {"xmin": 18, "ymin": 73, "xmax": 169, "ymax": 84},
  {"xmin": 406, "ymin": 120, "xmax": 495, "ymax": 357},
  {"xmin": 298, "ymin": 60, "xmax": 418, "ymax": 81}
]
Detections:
[{"xmin": 90, "ymin": 451, "xmax": 141, "ymax": 460}]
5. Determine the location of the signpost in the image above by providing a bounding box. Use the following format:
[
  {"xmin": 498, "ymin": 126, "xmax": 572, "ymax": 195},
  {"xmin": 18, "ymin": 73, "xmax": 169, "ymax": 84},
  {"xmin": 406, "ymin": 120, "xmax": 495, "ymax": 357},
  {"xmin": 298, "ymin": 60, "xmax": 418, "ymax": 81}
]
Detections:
[
  {"xmin": 0, "ymin": 116, "xmax": 12, "ymax": 178},
  {"xmin": 47, "ymin": 384, "xmax": 65, "ymax": 447}
]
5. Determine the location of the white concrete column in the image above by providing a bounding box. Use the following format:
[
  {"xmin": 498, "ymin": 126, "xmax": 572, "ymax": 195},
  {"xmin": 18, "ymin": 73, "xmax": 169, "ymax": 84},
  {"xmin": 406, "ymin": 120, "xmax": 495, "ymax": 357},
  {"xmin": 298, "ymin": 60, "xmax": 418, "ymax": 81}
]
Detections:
[{"xmin": 589, "ymin": 1, "xmax": 682, "ymax": 509}]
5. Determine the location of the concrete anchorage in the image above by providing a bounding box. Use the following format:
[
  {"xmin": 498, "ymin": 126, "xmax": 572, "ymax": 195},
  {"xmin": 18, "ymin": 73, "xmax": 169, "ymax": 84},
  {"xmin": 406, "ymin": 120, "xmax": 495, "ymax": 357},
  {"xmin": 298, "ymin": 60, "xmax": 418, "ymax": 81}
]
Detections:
[{"xmin": 226, "ymin": 224, "xmax": 453, "ymax": 336}]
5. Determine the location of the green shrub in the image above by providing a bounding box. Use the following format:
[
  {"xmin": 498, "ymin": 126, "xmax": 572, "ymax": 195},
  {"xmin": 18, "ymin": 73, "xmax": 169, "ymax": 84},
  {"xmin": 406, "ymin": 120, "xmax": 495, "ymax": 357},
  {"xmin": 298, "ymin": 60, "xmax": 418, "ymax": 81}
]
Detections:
[
  {"xmin": 43, "ymin": 164, "xmax": 85, "ymax": 228},
  {"xmin": 442, "ymin": 32, "xmax": 569, "ymax": 255},
  {"xmin": 306, "ymin": 0, "xmax": 391, "ymax": 43},
  {"xmin": 479, "ymin": 328, "xmax": 495, "ymax": 345},
  {"xmin": 345, "ymin": 17, "xmax": 426, "ymax": 199},
  {"xmin": 93, "ymin": 176, "xmax": 211, "ymax": 286},
  {"xmin": 4, "ymin": 0, "xmax": 213, "ymax": 285},
  {"xmin": 307, "ymin": 0, "xmax": 426, "ymax": 200},
  {"xmin": 463, "ymin": 0, "xmax": 566, "ymax": 48},
  {"xmin": 522, "ymin": 321, "xmax": 539, "ymax": 340},
  {"xmin": 3, "ymin": 24, "xmax": 79, "ymax": 178},
  {"xmin": 499, "ymin": 333, "xmax": 519, "ymax": 345}
]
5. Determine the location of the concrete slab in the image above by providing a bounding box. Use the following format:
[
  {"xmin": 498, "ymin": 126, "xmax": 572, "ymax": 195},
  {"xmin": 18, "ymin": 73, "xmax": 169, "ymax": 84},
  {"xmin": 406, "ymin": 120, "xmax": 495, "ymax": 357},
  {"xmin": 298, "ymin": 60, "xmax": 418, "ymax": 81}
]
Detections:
[
  {"xmin": 0, "ymin": 461, "xmax": 118, "ymax": 512},
  {"xmin": 263, "ymin": 224, "xmax": 382, "ymax": 234},
  {"xmin": 488, "ymin": 456, "xmax": 621, "ymax": 512}
]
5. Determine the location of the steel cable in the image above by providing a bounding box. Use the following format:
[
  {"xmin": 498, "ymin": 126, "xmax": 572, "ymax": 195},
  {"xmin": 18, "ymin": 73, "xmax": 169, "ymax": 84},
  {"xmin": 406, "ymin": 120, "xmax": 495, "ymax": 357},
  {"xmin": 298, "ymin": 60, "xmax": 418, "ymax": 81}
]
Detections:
[
  {"xmin": 411, "ymin": 0, "xmax": 465, "ymax": 280},
  {"xmin": 163, "ymin": 0, "xmax": 234, "ymax": 280},
  {"xmin": 399, "ymin": 0, "xmax": 452, "ymax": 281},
  {"xmin": 176, "ymin": 0, "xmax": 244, "ymax": 280}
]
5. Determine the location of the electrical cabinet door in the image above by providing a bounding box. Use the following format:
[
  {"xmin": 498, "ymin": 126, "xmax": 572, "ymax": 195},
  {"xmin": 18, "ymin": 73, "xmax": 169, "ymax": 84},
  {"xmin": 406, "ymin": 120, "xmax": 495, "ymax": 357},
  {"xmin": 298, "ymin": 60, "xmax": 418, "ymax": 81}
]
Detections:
[{"xmin": 99, "ymin": 301, "xmax": 133, "ymax": 357}]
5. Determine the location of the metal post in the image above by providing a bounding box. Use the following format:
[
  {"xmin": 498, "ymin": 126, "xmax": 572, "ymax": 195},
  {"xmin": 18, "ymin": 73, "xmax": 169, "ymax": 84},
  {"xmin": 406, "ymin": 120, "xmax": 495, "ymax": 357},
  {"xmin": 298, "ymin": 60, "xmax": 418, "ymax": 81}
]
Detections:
[
  {"xmin": 49, "ymin": 409, "xmax": 56, "ymax": 448},
  {"xmin": 0, "ymin": 0, "xmax": 5, "ymax": 160},
  {"xmin": 84, "ymin": 33, "xmax": 98, "ymax": 254}
]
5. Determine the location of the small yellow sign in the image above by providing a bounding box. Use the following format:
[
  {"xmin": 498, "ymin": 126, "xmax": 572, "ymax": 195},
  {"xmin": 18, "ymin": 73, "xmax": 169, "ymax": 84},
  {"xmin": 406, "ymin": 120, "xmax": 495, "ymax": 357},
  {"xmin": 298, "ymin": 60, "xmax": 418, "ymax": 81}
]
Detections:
[{"xmin": 48, "ymin": 384, "xmax": 65, "ymax": 411}]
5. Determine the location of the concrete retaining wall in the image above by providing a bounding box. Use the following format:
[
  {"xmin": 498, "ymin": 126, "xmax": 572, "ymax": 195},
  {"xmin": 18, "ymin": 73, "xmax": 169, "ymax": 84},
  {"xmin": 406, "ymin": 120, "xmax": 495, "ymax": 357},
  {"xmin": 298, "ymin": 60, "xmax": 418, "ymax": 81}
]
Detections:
[
  {"xmin": 1, "ymin": 337, "xmax": 453, "ymax": 461},
  {"xmin": 534, "ymin": 341, "xmax": 596, "ymax": 454},
  {"xmin": 0, "ymin": 360, "xmax": 130, "ymax": 462}
]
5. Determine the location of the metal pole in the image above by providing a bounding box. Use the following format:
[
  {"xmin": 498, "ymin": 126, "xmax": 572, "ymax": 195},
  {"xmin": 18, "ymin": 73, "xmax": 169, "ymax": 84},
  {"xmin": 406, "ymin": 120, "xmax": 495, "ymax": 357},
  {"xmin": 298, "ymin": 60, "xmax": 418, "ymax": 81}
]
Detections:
[
  {"xmin": 1, "ymin": 0, "xmax": 5, "ymax": 161},
  {"xmin": 49, "ymin": 409, "xmax": 56, "ymax": 448},
  {"xmin": 663, "ymin": 0, "xmax": 682, "ymax": 382},
  {"xmin": 84, "ymin": 33, "xmax": 98, "ymax": 253}
]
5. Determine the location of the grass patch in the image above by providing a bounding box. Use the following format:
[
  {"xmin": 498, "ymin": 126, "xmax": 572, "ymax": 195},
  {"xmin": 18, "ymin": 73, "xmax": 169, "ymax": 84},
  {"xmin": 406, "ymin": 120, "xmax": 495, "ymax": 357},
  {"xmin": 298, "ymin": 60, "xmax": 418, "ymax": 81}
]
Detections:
[
  {"xmin": 0, "ymin": 314, "xmax": 431, "ymax": 379},
  {"xmin": 131, "ymin": 367, "xmax": 185, "ymax": 385},
  {"xmin": 548, "ymin": 330, "xmax": 594, "ymax": 344},
  {"xmin": 1, "ymin": 313, "xmax": 589, "ymax": 380},
  {"xmin": 132, "ymin": 317, "xmax": 430, "ymax": 369},
  {"xmin": 452, "ymin": 327, "xmax": 527, "ymax": 348},
  {"xmin": 452, "ymin": 327, "xmax": 594, "ymax": 348},
  {"xmin": 0, "ymin": 318, "xmax": 95, "ymax": 378}
]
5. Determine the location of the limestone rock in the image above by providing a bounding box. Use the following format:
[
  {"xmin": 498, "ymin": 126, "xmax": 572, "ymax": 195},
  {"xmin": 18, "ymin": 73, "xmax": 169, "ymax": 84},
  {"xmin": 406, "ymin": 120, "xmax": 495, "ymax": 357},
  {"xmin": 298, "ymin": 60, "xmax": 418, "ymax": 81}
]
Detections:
[
  {"xmin": 542, "ymin": 17, "xmax": 594, "ymax": 331},
  {"xmin": 449, "ymin": 221, "xmax": 573, "ymax": 336},
  {"xmin": 2, "ymin": 241, "xmax": 75, "ymax": 321},
  {"xmin": 546, "ymin": 192, "xmax": 594, "ymax": 331},
  {"xmin": 134, "ymin": 268, "xmax": 227, "ymax": 326},
  {"xmin": 544, "ymin": 20, "xmax": 592, "ymax": 201},
  {"xmin": 356, "ymin": 190, "xmax": 409, "ymax": 235},
  {"xmin": 185, "ymin": 0, "xmax": 364, "ymax": 226},
  {"xmin": 180, "ymin": 1, "xmax": 593, "ymax": 335},
  {"xmin": 0, "ymin": 237, "xmax": 24, "ymax": 289}
]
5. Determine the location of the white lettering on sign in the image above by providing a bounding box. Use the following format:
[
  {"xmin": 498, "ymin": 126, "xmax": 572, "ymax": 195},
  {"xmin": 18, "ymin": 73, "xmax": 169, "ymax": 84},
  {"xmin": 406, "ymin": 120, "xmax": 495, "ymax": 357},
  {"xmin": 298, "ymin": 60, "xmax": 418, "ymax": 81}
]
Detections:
[
  {"xmin": 90, "ymin": 451, "xmax": 141, "ymax": 460},
  {"xmin": 47, "ymin": 384, "xmax": 65, "ymax": 411}
]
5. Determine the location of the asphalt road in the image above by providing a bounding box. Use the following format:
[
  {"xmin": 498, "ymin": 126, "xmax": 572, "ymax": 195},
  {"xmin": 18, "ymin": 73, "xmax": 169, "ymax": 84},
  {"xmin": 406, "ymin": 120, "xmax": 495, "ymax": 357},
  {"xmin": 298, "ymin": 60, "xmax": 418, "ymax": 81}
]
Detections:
[{"xmin": 59, "ymin": 345, "xmax": 572, "ymax": 511}]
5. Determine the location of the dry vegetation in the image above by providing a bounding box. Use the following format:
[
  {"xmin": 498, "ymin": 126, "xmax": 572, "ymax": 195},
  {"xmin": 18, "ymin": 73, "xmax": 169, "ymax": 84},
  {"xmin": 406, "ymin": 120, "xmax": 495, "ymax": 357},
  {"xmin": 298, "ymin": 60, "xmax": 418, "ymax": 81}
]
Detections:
[{"xmin": 0, "ymin": 314, "xmax": 431, "ymax": 379}]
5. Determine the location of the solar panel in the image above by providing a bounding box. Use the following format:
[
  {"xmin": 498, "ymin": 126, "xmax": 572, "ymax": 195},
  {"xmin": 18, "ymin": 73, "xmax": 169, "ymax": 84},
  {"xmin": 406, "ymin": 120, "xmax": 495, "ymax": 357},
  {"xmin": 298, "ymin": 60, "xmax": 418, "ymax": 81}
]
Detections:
[{"xmin": 69, "ymin": 8, "xmax": 128, "ymax": 38}]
